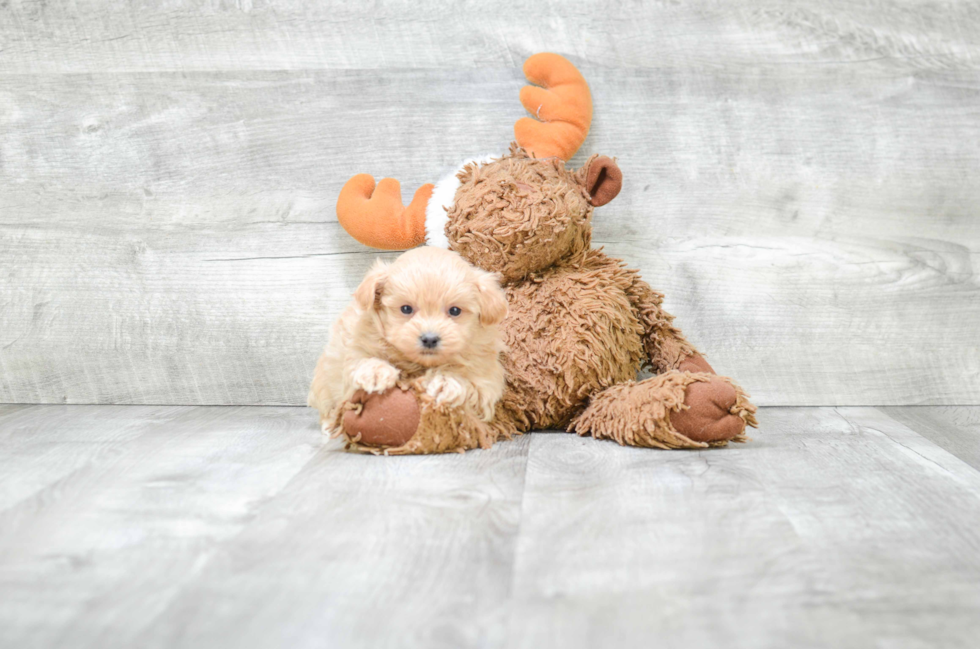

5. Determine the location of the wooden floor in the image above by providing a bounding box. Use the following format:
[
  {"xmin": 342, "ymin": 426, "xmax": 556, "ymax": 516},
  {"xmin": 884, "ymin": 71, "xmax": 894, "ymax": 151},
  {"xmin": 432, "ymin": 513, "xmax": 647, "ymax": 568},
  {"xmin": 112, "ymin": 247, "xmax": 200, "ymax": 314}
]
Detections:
[{"xmin": 1, "ymin": 405, "xmax": 978, "ymax": 648}]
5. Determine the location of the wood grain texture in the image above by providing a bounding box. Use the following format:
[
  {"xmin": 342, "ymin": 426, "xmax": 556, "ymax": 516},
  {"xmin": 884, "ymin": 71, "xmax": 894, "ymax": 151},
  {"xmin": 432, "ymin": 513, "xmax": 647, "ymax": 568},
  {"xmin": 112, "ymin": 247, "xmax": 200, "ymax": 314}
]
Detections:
[
  {"xmin": 2, "ymin": 4, "xmax": 979, "ymax": 406},
  {"xmin": 0, "ymin": 405, "xmax": 323, "ymax": 649},
  {"xmin": 134, "ymin": 428, "xmax": 531, "ymax": 649},
  {"xmin": 0, "ymin": 404, "xmax": 530, "ymax": 649},
  {"xmin": 1, "ymin": 1, "xmax": 979, "ymax": 72},
  {"xmin": 507, "ymin": 407, "xmax": 980, "ymax": 649},
  {"xmin": 3, "ymin": 405, "xmax": 980, "ymax": 647},
  {"xmin": 882, "ymin": 406, "xmax": 980, "ymax": 470}
]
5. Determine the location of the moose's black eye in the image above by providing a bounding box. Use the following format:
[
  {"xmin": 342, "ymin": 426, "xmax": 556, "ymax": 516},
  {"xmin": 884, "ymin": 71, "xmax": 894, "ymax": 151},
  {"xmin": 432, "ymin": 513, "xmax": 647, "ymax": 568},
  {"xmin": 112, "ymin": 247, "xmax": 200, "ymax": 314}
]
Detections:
[
  {"xmin": 400, "ymin": 305, "xmax": 413, "ymax": 315},
  {"xmin": 448, "ymin": 306, "xmax": 462, "ymax": 317}
]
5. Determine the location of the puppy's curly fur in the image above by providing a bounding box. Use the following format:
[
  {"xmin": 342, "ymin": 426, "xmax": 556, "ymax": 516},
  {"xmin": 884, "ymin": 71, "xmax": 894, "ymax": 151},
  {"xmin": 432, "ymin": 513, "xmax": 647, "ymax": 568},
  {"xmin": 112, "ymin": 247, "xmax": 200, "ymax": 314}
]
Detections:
[{"xmin": 308, "ymin": 247, "xmax": 508, "ymax": 435}]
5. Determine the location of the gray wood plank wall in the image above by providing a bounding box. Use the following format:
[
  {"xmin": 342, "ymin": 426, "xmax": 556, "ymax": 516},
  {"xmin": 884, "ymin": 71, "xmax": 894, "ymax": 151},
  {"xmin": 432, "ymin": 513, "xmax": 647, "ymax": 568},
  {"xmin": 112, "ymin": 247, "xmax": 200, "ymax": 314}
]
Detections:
[{"xmin": 2, "ymin": 1, "xmax": 979, "ymax": 406}]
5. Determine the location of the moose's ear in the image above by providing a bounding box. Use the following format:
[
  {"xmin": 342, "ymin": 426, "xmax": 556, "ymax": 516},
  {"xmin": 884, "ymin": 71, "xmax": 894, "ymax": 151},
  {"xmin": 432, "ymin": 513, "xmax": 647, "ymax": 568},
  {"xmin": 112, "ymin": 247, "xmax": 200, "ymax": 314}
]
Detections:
[
  {"xmin": 353, "ymin": 260, "xmax": 390, "ymax": 311},
  {"xmin": 578, "ymin": 155, "xmax": 622, "ymax": 207}
]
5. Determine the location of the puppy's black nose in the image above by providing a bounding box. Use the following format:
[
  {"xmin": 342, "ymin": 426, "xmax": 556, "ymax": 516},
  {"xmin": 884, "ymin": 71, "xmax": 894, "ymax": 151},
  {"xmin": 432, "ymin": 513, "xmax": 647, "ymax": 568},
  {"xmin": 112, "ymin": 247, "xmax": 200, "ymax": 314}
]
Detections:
[{"xmin": 419, "ymin": 332, "xmax": 441, "ymax": 349}]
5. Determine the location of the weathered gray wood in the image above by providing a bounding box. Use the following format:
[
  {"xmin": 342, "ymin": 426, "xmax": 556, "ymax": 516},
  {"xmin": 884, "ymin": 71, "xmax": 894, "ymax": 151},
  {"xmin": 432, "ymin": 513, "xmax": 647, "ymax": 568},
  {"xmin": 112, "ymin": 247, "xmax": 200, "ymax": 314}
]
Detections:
[
  {"xmin": 2, "ymin": 3, "xmax": 980, "ymax": 406},
  {"xmin": 2, "ymin": 64, "xmax": 978, "ymax": 405},
  {"xmin": 134, "ymin": 429, "xmax": 531, "ymax": 649},
  {"xmin": 882, "ymin": 406, "xmax": 980, "ymax": 470},
  {"xmin": 506, "ymin": 407, "xmax": 980, "ymax": 648},
  {"xmin": 1, "ymin": 1, "xmax": 979, "ymax": 72},
  {"xmin": 0, "ymin": 404, "xmax": 531, "ymax": 649},
  {"xmin": 0, "ymin": 405, "xmax": 323, "ymax": 649},
  {"xmin": 3, "ymin": 405, "xmax": 980, "ymax": 648}
]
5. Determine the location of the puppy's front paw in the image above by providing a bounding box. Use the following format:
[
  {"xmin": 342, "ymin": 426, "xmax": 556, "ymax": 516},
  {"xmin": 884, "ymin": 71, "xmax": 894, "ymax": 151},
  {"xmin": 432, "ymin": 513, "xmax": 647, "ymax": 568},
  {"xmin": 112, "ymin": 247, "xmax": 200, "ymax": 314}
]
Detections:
[
  {"xmin": 351, "ymin": 359, "xmax": 400, "ymax": 394},
  {"xmin": 423, "ymin": 374, "xmax": 467, "ymax": 408},
  {"xmin": 320, "ymin": 419, "xmax": 341, "ymax": 437}
]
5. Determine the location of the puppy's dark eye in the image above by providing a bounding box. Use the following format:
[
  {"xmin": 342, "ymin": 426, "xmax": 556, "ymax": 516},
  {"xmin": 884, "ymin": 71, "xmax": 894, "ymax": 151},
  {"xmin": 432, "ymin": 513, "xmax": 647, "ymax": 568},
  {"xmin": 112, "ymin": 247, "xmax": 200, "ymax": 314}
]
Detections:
[
  {"xmin": 448, "ymin": 306, "xmax": 462, "ymax": 317},
  {"xmin": 400, "ymin": 305, "xmax": 413, "ymax": 315}
]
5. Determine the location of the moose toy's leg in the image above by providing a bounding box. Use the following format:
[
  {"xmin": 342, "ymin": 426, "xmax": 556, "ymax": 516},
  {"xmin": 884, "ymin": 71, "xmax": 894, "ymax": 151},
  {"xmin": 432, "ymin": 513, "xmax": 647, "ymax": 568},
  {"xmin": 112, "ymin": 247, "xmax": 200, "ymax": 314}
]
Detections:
[
  {"xmin": 570, "ymin": 370, "xmax": 757, "ymax": 449},
  {"xmin": 612, "ymin": 271, "xmax": 758, "ymax": 446},
  {"xmin": 337, "ymin": 382, "xmax": 509, "ymax": 455}
]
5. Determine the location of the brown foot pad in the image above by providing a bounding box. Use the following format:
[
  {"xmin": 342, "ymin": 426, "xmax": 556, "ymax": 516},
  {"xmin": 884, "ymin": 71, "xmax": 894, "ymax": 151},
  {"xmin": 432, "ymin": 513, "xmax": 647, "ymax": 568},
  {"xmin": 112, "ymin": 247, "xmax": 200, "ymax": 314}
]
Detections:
[
  {"xmin": 670, "ymin": 376, "xmax": 745, "ymax": 443},
  {"xmin": 343, "ymin": 388, "xmax": 421, "ymax": 447}
]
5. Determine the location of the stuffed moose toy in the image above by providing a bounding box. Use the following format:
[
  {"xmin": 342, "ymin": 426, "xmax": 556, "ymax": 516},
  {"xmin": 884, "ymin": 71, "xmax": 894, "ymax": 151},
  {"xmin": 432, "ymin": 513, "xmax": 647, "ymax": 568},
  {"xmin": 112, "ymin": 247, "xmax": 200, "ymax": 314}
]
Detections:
[{"xmin": 330, "ymin": 53, "xmax": 758, "ymax": 454}]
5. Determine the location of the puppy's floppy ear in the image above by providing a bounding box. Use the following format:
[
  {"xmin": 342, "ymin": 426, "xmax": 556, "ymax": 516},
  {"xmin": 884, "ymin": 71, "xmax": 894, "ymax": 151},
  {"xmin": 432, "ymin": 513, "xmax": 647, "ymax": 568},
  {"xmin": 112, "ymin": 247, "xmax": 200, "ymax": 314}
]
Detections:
[
  {"xmin": 575, "ymin": 155, "xmax": 622, "ymax": 207},
  {"xmin": 354, "ymin": 259, "xmax": 390, "ymax": 311},
  {"xmin": 474, "ymin": 270, "xmax": 508, "ymax": 326}
]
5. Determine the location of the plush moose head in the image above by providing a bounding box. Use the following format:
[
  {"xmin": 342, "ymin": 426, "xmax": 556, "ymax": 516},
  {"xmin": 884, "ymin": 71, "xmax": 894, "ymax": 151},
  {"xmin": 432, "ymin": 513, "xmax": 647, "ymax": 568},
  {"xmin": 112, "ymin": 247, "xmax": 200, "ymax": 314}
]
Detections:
[
  {"xmin": 335, "ymin": 53, "xmax": 622, "ymax": 279},
  {"xmin": 446, "ymin": 147, "xmax": 622, "ymax": 282}
]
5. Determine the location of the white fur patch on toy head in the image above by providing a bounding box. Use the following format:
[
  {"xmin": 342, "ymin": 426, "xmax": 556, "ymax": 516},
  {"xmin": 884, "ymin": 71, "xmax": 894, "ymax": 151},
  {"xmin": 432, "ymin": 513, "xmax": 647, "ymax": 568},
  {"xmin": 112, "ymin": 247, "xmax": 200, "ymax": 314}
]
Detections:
[{"xmin": 425, "ymin": 154, "xmax": 499, "ymax": 249}]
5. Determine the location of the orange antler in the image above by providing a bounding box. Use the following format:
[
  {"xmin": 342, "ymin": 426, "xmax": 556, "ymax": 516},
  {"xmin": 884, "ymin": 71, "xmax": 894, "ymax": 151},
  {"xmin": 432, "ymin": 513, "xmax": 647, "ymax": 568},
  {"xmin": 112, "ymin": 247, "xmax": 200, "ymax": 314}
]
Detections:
[
  {"xmin": 336, "ymin": 175, "xmax": 434, "ymax": 250},
  {"xmin": 514, "ymin": 53, "xmax": 593, "ymax": 161}
]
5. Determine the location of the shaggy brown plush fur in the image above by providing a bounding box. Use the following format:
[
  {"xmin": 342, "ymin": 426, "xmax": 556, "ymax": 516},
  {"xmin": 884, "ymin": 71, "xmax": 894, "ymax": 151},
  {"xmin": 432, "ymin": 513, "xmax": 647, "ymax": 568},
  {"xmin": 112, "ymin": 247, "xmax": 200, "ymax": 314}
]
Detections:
[
  {"xmin": 447, "ymin": 148, "xmax": 595, "ymax": 284},
  {"xmin": 336, "ymin": 145, "xmax": 757, "ymax": 453}
]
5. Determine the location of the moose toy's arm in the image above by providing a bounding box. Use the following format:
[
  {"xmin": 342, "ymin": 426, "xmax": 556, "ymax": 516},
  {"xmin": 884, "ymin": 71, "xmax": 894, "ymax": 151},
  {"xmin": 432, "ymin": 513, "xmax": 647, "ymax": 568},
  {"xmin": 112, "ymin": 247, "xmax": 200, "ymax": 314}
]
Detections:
[{"xmin": 623, "ymin": 273, "xmax": 708, "ymax": 375}]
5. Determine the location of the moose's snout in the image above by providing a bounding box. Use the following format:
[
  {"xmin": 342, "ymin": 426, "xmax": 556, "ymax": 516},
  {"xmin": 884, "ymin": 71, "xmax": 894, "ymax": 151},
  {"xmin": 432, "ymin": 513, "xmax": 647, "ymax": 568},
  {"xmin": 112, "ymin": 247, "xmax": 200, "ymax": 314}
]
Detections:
[{"xmin": 419, "ymin": 333, "xmax": 441, "ymax": 350}]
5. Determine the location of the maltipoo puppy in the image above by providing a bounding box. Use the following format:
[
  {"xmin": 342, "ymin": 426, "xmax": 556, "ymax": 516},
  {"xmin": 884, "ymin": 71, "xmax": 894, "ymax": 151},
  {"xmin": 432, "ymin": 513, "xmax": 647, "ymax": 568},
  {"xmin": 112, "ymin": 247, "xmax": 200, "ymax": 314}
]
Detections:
[{"xmin": 308, "ymin": 246, "xmax": 508, "ymax": 435}]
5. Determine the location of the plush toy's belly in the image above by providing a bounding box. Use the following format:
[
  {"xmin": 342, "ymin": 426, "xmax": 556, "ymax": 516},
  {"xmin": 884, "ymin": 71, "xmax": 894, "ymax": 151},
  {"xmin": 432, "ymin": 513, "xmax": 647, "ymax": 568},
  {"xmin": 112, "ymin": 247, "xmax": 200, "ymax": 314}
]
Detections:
[{"xmin": 499, "ymin": 266, "xmax": 647, "ymax": 431}]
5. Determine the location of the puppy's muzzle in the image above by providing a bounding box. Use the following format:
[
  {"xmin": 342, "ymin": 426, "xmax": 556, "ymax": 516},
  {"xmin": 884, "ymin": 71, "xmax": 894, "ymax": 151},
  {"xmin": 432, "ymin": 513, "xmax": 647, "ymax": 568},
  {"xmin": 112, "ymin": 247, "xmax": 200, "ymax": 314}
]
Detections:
[{"xmin": 419, "ymin": 332, "xmax": 441, "ymax": 350}]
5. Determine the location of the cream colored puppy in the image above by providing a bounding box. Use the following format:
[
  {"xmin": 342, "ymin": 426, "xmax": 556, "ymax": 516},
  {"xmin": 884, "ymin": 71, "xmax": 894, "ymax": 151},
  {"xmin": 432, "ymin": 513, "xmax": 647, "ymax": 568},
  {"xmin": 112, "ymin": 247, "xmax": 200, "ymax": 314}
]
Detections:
[{"xmin": 308, "ymin": 247, "xmax": 508, "ymax": 434}]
